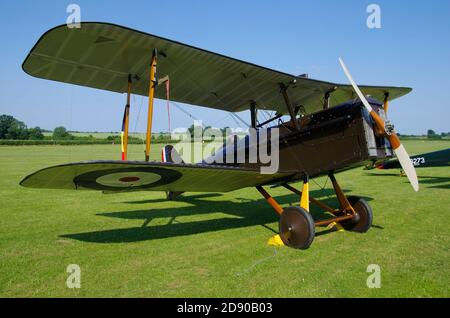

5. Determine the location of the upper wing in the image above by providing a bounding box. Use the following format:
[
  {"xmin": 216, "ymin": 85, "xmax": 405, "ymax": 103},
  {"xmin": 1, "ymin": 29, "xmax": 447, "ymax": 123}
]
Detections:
[
  {"xmin": 23, "ymin": 22, "xmax": 412, "ymax": 115},
  {"xmin": 20, "ymin": 161, "xmax": 293, "ymax": 192}
]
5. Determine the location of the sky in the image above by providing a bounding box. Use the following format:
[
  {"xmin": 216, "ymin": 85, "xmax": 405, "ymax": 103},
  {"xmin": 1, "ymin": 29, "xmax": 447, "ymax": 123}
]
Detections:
[{"xmin": 0, "ymin": 0, "xmax": 449, "ymax": 135}]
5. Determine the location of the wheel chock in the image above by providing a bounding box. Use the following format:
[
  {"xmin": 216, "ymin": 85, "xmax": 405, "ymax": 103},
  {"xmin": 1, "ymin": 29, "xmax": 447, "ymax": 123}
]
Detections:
[{"xmin": 267, "ymin": 234, "xmax": 284, "ymax": 247}]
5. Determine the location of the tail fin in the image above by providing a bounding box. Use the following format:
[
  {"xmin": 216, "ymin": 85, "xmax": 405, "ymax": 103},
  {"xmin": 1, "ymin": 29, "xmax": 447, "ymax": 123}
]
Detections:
[{"xmin": 161, "ymin": 145, "xmax": 184, "ymax": 164}]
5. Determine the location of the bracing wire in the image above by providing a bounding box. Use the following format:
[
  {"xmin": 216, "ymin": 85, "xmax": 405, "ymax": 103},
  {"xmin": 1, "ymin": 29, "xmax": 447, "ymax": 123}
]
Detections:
[
  {"xmin": 170, "ymin": 100, "xmax": 200, "ymax": 122},
  {"xmin": 68, "ymin": 86, "xmax": 73, "ymax": 161},
  {"xmin": 163, "ymin": 55, "xmax": 287, "ymax": 133},
  {"xmin": 229, "ymin": 112, "xmax": 250, "ymax": 128},
  {"xmin": 229, "ymin": 113, "xmax": 241, "ymax": 128},
  {"xmin": 259, "ymin": 109, "xmax": 269, "ymax": 123},
  {"xmin": 164, "ymin": 56, "xmax": 249, "ymax": 130}
]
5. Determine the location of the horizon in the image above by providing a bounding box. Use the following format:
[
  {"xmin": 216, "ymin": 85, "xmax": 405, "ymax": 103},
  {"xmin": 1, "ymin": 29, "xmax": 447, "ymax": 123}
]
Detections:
[{"xmin": 3, "ymin": 113, "xmax": 448, "ymax": 136}]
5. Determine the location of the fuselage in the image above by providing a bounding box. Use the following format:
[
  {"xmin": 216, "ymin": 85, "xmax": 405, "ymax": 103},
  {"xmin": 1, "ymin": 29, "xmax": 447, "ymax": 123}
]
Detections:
[{"xmin": 207, "ymin": 99, "xmax": 393, "ymax": 182}]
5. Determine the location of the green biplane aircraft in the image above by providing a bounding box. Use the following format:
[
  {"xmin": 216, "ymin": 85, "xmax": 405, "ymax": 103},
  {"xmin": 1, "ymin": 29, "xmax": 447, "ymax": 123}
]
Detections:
[
  {"xmin": 20, "ymin": 22, "xmax": 419, "ymax": 249},
  {"xmin": 375, "ymin": 148, "xmax": 450, "ymax": 171}
]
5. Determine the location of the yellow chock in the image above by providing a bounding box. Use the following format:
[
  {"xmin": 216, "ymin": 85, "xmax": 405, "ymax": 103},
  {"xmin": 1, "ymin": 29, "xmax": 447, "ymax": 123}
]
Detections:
[
  {"xmin": 267, "ymin": 234, "xmax": 284, "ymax": 247},
  {"xmin": 327, "ymin": 222, "xmax": 345, "ymax": 232}
]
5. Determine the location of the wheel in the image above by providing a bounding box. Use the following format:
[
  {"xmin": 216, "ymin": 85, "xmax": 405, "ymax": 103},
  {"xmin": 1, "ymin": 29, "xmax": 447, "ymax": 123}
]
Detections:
[
  {"xmin": 279, "ymin": 206, "xmax": 315, "ymax": 249},
  {"xmin": 341, "ymin": 196, "xmax": 373, "ymax": 233}
]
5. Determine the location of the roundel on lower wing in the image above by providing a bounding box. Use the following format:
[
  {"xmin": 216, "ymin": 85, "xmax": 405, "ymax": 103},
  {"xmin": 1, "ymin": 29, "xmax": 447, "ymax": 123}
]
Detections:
[
  {"xmin": 74, "ymin": 167, "xmax": 182, "ymax": 191},
  {"xmin": 96, "ymin": 172, "xmax": 162, "ymax": 188}
]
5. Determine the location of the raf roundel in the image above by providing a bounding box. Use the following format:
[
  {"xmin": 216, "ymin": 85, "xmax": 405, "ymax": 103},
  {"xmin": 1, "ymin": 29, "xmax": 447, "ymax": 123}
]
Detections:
[
  {"xmin": 74, "ymin": 167, "xmax": 183, "ymax": 191},
  {"xmin": 96, "ymin": 172, "xmax": 162, "ymax": 188}
]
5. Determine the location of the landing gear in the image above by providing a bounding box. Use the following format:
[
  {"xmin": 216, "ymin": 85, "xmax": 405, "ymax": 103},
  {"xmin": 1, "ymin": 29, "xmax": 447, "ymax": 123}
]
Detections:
[
  {"xmin": 166, "ymin": 191, "xmax": 183, "ymax": 200},
  {"xmin": 256, "ymin": 172, "xmax": 373, "ymax": 250},
  {"xmin": 340, "ymin": 196, "xmax": 373, "ymax": 233},
  {"xmin": 279, "ymin": 206, "xmax": 315, "ymax": 249}
]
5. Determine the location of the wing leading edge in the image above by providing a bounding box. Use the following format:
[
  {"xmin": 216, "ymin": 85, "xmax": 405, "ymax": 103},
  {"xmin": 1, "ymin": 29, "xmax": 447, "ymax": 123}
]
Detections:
[{"xmin": 20, "ymin": 161, "xmax": 293, "ymax": 192}]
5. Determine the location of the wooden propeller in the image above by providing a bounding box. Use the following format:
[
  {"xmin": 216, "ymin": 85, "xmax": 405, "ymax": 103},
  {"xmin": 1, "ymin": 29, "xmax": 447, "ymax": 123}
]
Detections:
[{"xmin": 339, "ymin": 58, "xmax": 419, "ymax": 192}]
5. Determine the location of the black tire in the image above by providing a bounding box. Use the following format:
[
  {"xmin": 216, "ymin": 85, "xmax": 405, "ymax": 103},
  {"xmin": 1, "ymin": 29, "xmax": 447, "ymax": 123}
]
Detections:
[
  {"xmin": 341, "ymin": 196, "xmax": 373, "ymax": 233},
  {"xmin": 279, "ymin": 206, "xmax": 315, "ymax": 249}
]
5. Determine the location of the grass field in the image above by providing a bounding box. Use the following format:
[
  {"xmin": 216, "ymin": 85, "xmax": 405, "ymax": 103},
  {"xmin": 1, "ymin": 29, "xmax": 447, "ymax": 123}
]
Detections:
[{"xmin": 0, "ymin": 140, "xmax": 449, "ymax": 297}]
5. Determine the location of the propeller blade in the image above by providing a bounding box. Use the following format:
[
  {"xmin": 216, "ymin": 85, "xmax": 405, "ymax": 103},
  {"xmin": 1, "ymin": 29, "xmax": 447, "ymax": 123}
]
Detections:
[
  {"xmin": 338, "ymin": 58, "xmax": 375, "ymax": 114},
  {"xmin": 338, "ymin": 58, "xmax": 419, "ymax": 192},
  {"xmin": 393, "ymin": 144, "xmax": 419, "ymax": 192}
]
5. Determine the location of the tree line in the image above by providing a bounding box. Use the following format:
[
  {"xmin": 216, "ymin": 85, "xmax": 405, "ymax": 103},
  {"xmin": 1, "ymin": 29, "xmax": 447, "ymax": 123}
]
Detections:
[
  {"xmin": 0, "ymin": 115, "xmax": 84, "ymax": 141},
  {"xmin": 427, "ymin": 129, "xmax": 449, "ymax": 139},
  {"xmin": 0, "ymin": 115, "xmax": 45, "ymax": 140},
  {"xmin": 1, "ymin": 114, "xmax": 449, "ymax": 142},
  {"xmin": 0, "ymin": 114, "xmax": 173, "ymax": 144}
]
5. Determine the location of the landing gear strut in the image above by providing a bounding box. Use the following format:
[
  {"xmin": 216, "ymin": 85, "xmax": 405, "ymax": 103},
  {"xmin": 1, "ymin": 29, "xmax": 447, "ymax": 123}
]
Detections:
[{"xmin": 256, "ymin": 172, "xmax": 373, "ymax": 249}]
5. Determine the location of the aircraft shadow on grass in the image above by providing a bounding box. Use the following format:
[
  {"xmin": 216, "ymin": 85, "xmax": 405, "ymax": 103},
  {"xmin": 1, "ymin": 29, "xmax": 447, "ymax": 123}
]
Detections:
[
  {"xmin": 365, "ymin": 173, "xmax": 450, "ymax": 190},
  {"xmin": 417, "ymin": 176, "xmax": 450, "ymax": 189},
  {"xmin": 60, "ymin": 189, "xmax": 375, "ymax": 244}
]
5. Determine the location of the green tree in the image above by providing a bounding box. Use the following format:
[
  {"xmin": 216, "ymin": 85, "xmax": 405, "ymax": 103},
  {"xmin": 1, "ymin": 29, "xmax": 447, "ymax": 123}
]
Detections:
[
  {"xmin": 0, "ymin": 114, "xmax": 48, "ymax": 140},
  {"xmin": 427, "ymin": 129, "xmax": 441, "ymax": 139},
  {"xmin": 52, "ymin": 126, "xmax": 70, "ymax": 140},
  {"xmin": 0, "ymin": 115, "xmax": 29, "ymax": 139},
  {"xmin": 27, "ymin": 127, "xmax": 44, "ymax": 140},
  {"xmin": 6, "ymin": 119, "xmax": 28, "ymax": 140},
  {"xmin": 0, "ymin": 115, "xmax": 16, "ymax": 139}
]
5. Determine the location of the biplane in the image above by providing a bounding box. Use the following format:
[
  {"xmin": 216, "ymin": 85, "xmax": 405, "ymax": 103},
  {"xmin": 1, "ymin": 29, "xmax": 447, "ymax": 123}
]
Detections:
[
  {"xmin": 20, "ymin": 22, "xmax": 419, "ymax": 249},
  {"xmin": 374, "ymin": 148, "xmax": 450, "ymax": 171}
]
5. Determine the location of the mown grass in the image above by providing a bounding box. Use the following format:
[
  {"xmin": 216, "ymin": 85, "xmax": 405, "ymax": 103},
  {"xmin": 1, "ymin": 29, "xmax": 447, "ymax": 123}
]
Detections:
[{"xmin": 0, "ymin": 140, "xmax": 449, "ymax": 297}]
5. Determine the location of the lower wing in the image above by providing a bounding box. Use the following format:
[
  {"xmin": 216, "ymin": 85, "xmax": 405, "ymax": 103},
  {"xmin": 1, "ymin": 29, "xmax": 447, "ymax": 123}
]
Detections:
[{"xmin": 20, "ymin": 161, "xmax": 293, "ymax": 192}]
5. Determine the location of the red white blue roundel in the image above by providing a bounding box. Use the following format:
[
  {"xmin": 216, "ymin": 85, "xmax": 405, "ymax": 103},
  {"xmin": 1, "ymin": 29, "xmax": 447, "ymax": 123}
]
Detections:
[
  {"xmin": 96, "ymin": 172, "xmax": 162, "ymax": 188},
  {"xmin": 74, "ymin": 167, "xmax": 182, "ymax": 191}
]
